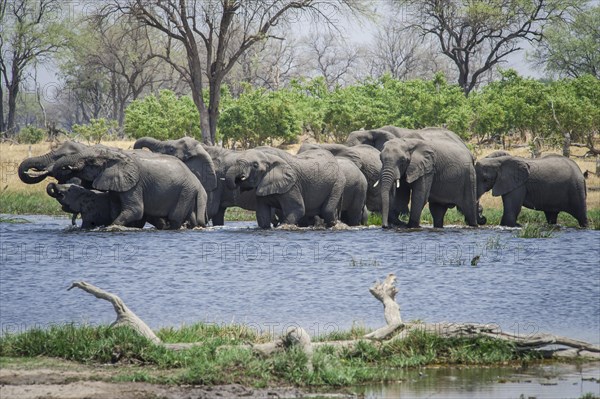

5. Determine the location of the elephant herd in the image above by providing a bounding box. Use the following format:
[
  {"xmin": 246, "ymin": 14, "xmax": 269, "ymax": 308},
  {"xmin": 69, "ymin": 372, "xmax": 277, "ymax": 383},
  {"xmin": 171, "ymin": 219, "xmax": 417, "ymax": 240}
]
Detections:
[{"xmin": 18, "ymin": 126, "xmax": 589, "ymax": 230}]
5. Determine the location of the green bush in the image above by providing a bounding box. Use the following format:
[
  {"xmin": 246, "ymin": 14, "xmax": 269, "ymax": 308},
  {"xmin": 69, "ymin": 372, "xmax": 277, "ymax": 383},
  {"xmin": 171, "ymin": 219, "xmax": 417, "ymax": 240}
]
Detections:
[
  {"xmin": 219, "ymin": 85, "xmax": 302, "ymax": 148},
  {"xmin": 17, "ymin": 126, "xmax": 45, "ymax": 144},
  {"xmin": 72, "ymin": 118, "xmax": 118, "ymax": 144},
  {"xmin": 125, "ymin": 90, "xmax": 201, "ymax": 140}
]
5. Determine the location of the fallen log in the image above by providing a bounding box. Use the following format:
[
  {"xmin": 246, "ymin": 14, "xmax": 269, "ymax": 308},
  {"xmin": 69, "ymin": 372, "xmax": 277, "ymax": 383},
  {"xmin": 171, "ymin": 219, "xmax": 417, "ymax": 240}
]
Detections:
[{"xmin": 69, "ymin": 275, "xmax": 600, "ymax": 362}]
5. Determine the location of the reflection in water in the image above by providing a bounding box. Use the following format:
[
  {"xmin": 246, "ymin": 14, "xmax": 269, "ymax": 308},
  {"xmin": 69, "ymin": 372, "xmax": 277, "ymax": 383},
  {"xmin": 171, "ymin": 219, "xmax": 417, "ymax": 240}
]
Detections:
[{"xmin": 356, "ymin": 363, "xmax": 600, "ymax": 399}]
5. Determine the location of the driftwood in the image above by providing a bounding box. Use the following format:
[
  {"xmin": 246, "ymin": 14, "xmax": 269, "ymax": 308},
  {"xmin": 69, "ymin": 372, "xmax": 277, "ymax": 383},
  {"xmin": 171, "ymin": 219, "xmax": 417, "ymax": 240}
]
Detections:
[{"xmin": 69, "ymin": 276, "xmax": 600, "ymax": 363}]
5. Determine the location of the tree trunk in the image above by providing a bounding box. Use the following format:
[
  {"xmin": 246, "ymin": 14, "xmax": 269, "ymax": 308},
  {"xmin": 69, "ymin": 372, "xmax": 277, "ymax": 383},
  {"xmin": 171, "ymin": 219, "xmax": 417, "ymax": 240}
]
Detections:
[
  {"xmin": 562, "ymin": 131, "xmax": 571, "ymax": 158},
  {"xmin": 6, "ymin": 81, "xmax": 19, "ymax": 135},
  {"xmin": 0, "ymin": 81, "xmax": 5, "ymax": 134}
]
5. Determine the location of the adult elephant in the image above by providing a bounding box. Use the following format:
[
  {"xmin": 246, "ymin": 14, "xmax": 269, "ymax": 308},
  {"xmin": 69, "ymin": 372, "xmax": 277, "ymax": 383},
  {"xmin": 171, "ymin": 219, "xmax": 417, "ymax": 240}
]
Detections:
[
  {"xmin": 46, "ymin": 182, "xmax": 147, "ymax": 229},
  {"xmin": 475, "ymin": 153, "xmax": 587, "ymax": 227},
  {"xmin": 133, "ymin": 137, "xmax": 217, "ymax": 192},
  {"xmin": 298, "ymin": 143, "xmax": 382, "ymax": 213},
  {"xmin": 19, "ymin": 141, "xmax": 90, "ymax": 184},
  {"xmin": 202, "ymin": 144, "xmax": 261, "ymax": 225},
  {"xmin": 379, "ymin": 137, "xmax": 479, "ymax": 228},
  {"xmin": 225, "ymin": 147, "xmax": 344, "ymax": 228},
  {"xmin": 346, "ymin": 126, "xmax": 465, "ymax": 150},
  {"xmin": 51, "ymin": 148, "xmax": 208, "ymax": 229},
  {"xmin": 336, "ymin": 157, "xmax": 368, "ymax": 226}
]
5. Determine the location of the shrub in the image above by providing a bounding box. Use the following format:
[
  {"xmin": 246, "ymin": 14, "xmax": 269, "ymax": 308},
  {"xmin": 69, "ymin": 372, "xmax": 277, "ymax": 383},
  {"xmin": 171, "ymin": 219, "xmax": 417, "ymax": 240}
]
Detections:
[
  {"xmin": 17, "ymin": 126, "xmax": 45, "ymax": 144},
  {"xmin": 72, "ymin": 118, "xmax": 118, "ymax": 144}
]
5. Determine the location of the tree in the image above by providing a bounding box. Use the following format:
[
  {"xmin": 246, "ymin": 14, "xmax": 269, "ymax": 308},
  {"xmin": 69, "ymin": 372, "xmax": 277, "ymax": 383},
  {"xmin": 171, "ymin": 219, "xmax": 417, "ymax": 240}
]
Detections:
[
  {"xmin": 110, "ymin": 0, "xmax": 367, "ymax": 145},
  {"xmin": 400, "ymin": 0, "xmax": 582, "ymax": 95},
  {"xmin": 0, "ymin": 0, "xmax": 67, "ymax": 136},
  {"xmin": 303, "ymin": 31, "xmax": 360, "ymax": 89},
  {"xmin": 531, "ymin": 5, "xmax": 600, "ymax": 78}
]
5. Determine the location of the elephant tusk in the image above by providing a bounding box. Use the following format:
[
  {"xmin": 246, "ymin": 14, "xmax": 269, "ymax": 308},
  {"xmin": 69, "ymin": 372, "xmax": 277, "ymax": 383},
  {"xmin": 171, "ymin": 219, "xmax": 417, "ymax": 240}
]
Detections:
[
  {"xmin": 373, "ymin": 180, "xmax": 379, "ymax": 187},
  {"xmin": 240, "ymin": 176, "xmax": 247, "ymax": 181},
  {"xmin": 396, "ymin": 179, "xmax": 400, "ymax": 189},
  {"xmin": 219, "ymin": 177, "xmax": 226, "ymax": 181}
]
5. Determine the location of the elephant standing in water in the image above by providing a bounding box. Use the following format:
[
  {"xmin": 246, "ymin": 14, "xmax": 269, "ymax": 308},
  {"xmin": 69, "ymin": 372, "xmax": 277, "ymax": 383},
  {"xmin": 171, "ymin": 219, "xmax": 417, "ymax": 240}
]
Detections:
[
  {"xmin": 225, "ymin": 147, "xmax": 344, "ymax": 228},
  {"xmin": 298, "ymin": 143, "xmax": 382, "ymax": 214},
  {"xmin": 46, "ymin": 183, "xmax": 147, "ymax": 229},
  {"xmin": 476, "ymin": 153, "xmax": 588, "ymax": 227},
  {"xmin": 50, "ymin": 148, "xmax": 208, "ymax": 229},
  {"xmin": 134, "ymin": 137, "xmax": 262, "ymax": 226},
  {"xmin": 379, "ymin": 137, "xmax": 479, "ymax": 228}
]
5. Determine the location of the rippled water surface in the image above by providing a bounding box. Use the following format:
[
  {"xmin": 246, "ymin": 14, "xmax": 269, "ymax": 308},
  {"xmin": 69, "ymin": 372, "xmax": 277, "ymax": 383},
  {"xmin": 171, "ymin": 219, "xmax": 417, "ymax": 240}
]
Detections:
[
  {"xmin": 2, "ymin": 215, "xmax": 600, "ymax": 398},
  {"xmin": 1, "ymin": 215, "xmax": 599, "ymax": 346}
]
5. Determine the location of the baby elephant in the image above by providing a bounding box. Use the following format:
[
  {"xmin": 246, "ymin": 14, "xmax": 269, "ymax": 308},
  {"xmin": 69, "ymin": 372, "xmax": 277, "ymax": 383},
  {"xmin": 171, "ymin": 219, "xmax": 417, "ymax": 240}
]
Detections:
[
  {"xmin": 476, "ymin": 153, "xmax": 587, "ymax": 227},
  {"xmin": 46, "ymin": 183, "xmax": 146, "ymax": 229}
]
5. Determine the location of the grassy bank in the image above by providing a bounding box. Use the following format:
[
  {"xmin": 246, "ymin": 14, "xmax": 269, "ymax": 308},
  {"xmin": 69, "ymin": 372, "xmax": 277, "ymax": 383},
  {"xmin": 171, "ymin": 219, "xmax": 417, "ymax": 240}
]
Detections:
[{"xmin": 0, "ymin": 323, "xmax": 538, "ymax": 388}]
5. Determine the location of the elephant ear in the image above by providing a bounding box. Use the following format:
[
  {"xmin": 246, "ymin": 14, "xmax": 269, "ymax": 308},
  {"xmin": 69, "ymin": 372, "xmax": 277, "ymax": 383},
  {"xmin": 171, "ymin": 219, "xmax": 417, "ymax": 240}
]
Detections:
[
  {"xmin": 406, "ymin": 143, "xmax": 435, "ymax": 183},
  {"xmin": 186, "ymin": 144, "xmax": 218, "ymax": 191},
  {"xmin": 492, "ymin": 158, "xmax": 530, "ymax": 197},
  {"xmin": 93, "ymin": 155, "xmax": 140, "ymax": 192},
  {"xmin": 256, "ymin": 158, "xmax": 297, "ymax": 196}
]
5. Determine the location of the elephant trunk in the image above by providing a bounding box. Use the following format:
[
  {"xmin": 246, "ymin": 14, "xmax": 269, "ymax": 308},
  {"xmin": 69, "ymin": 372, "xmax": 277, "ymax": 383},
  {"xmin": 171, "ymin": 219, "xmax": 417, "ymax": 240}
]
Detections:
[
  {"xmin": 133, "ymin": 137, "xmax": 162, "ymax": 151},
  {"xmin": 46, "ymin": 182, "xmax": 60, "ymax": 198},
  {"xmin": 379, "ymin": 167, "xmax": 397, "ymax": 228},
  {"xmin": 18, "ymin": 153, "xmax": 53, "ymax": 184},
  {"xmin": 225, "ymin": 164, "xmax": 242, "ymax": 190},
  {"xmin": 477, "ymin": 202, "xmax": 487, "ymax": 225}
]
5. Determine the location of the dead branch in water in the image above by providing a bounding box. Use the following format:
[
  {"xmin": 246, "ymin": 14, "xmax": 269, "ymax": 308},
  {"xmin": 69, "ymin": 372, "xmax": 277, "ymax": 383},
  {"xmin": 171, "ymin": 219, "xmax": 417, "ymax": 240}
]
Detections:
[{"xmin": 69, "ymin": 275, "xmax": 600, "ymax": 361}]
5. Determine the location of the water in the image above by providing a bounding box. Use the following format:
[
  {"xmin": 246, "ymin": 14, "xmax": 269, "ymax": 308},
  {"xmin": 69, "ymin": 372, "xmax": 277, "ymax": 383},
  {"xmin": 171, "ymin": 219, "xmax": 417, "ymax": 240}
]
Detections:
[{"xmin": 1, "ymin": 215, "xmax": 599, "ymax": 397}]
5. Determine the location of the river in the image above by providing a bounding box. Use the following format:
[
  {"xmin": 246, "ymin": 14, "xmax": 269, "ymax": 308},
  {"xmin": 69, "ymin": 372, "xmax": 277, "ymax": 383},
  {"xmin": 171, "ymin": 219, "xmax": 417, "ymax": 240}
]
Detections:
[{"xmin": 1, "ymin": 215, "xmax": 599, "ymax": 398}]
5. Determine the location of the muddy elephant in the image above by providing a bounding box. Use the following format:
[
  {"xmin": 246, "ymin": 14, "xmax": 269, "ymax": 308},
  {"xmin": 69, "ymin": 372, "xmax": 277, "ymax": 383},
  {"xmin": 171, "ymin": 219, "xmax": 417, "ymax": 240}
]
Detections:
[
  {"xmin": 50, "ymin": 148, "xmax": 208, "ymax": 229},
  {"xmin": 379, "ymin": 137, "xmax": 479, "ymax": 228},
  {"xmin": 475, "ymin": 153, "xmax": 587, "ymax": 227},
  {"xmin": 46, "ymin": 183, "xmax": 147, "ymax": 229},
  {"xmin": 225, "ymin": 147, "xmax": 344, "ymax": 228}
]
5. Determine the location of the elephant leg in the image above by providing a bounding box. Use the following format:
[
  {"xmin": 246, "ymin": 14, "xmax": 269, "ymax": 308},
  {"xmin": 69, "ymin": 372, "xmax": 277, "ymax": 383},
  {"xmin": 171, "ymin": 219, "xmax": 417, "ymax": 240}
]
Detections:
[
  {"xmin": 361, "ymin": 206, "xmax": 368, "ymax": 225},
  {"xmin": 500, "ymin": 188, "xmax": 525, "ymax": 227},
  {"xmin": 255, "ymin": 200, "xmax": 274, "ymax": 229},
  {"xmin": 211, "ymin": 207, "xmax": 226, "ymax": 226},
  {"xmin": 281, "ymin": 198, "xmax": 305, "ymax": 226},
  {"xmin": 407, "ymin": 176, "xmax": 433, "ymax": 228},
  {"xmin": 321, "ymin": 178, "xmax": 345, "ymax": 227},
  {"xmin": 544, "ymin": 211, "xmax": 558, "ymax": 225},
  {"xmin": 429, "ymin": 202, "xmax": 449, "ymax": 228},
  {"xmin": 112, "ymin": 193, "xmax": 144, "ymax": 227},
  {"xmin": 396, "ymin": 184, "xmax": 411, "ymax": 215}
]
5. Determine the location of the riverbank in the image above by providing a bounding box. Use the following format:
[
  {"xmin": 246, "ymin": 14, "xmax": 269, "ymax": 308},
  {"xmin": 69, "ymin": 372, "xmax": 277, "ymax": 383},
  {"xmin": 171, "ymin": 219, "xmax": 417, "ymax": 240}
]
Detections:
[{"xmin": 1, "ymin": 323, "xmax": 598, "ymax": 399}]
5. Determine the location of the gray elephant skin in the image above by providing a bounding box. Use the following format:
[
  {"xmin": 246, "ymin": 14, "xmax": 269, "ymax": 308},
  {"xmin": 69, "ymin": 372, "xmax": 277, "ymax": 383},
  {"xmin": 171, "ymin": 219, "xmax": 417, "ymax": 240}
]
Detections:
[
  {"xmin": 225, "ymin": 147, "xmax": 344, "ymax": 228},
  {"xmin": 19, "ymin": 141, "xmax": 92, "ymax": 185},
  {"xmin": 51, "ymin": 148, "xmax": 208, "ymax": 229},
  {"xmin": 134, "ymin": 136, "xmax": 260, "ymax": 226},
  {"xmin": 346, "ymin": 125, "xmax": 464, "ymax": 150},
  {"xmin": 298, "ymin": 143, "xmax": 382, "ymax": 213},
  {"xmin": 46, "ymin": 182, "xmax": 147, "ymax": 229},
  {"xmin": 475, "ymin": 153, "xmax": 588, "ymax": 227},
  {"xmin": 379, "ymin": 137, "xmax": 479, "ymax": 228}
]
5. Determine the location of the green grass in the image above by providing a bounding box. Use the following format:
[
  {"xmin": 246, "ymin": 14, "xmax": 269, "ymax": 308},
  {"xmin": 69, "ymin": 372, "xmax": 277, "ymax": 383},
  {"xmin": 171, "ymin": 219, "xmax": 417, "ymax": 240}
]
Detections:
[
  {"xmin": 0, "ymin": 323, "xmax": 540, "ymax": 388},
  {"xmin": 0, "ymin": 190, "xmax": 62, "ymax": 215},
  {"xmin": 0, "ymin": 216, "xmax": 31, "ymax": 223},
  {"xmin": 514, "ymin": 223, "xmax": 558, "ymax": 238},
  {"xmin": 223, "ymin": 207, "xmax": 256, "ymax": 222}
]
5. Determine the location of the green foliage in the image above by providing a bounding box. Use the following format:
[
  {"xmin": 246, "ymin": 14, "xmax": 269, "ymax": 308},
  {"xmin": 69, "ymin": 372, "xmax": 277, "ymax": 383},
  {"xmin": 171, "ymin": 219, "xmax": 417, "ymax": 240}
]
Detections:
[
  {"xmin": 514, "ymin": 223, "xmax": 558, "ymax": 238},
  {"xmin": 0, "ymin": 191, "xmax": 62, "ymax": 215},
  {"xmin": 125, "ymin": 90, "xmax": 201, "ymax": 140},
  {"xmin": 1, "ymin": 323, "xmax": 529, "ymax": 387},
  {"xmin": 219, "ymin": 85, "xmax": 302, "ymax": 148},
  {"xmin": 72, "ymin": 118, "xmax": 118, "ymax": 144},
  {"xmin": 17, "ymin": 126, "xmax": 46, "ymax": 144},
  {"xmin": 533, "ymin": 5, "xmax": 600, "ymax": 79}
]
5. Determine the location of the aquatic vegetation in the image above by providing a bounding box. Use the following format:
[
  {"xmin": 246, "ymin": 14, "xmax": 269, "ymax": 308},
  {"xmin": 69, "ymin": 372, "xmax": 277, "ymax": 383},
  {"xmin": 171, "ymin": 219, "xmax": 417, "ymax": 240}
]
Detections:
[
  {"xmin": 0, "ymin": 323, "xmax": 534, "ymax": 387},
  {"xmin": 514, "ymin": 223, "xmax": 558, "ymax": 238}
]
